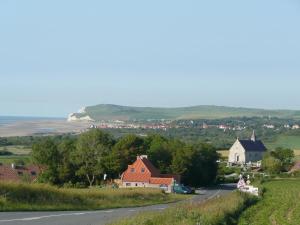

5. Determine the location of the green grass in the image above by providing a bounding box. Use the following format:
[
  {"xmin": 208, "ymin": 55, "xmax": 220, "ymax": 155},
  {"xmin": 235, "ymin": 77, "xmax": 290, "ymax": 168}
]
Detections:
[
  {"xmin": 238, "ymin": 179, "xmax": 300, "ymax": 225},
  {"xmin": 294, "ymin": 150, "xmax": 300, "ymax": 160},
  {"xmin": 0, "ymin": 155, "xmax": 31, "ymax": 165},
  {"xmin": 76, "ymin": 104, "xmax": 300, "ymax": 121},
  {"xmin": 0, "ymin": 145, "xmax": 31, "ymax": 165},
  {"xmin": 0, "ymin": 145, "xmax": 31, "ymax": 155},
  {"xmin": 0, "ymin": 182, "xmax": 187, "ymax": 211},
  {"xmin": 265, "ymin": 135, "xmax": 300, "ymax": 150},
  {"xmin": 110, "ymin": 192, "xmax": 256, "ymax": 225},
  {"xmin": 217, "ymin": 150, "xmax": 229, "ymax": 158}
]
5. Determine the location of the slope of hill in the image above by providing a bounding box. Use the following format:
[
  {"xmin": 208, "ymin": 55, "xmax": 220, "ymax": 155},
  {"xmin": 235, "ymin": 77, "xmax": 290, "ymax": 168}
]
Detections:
[{"xmin": 67, "ymin": 104, "xmax": 300, "ymax": 121}]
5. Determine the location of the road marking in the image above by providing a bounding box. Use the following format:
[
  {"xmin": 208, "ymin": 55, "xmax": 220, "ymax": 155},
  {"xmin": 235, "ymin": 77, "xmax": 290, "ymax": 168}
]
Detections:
[
  {"xmin": 103, "ymin": 210, "xmax": 114, "ymax": 213},
  {"xmin": 0, "ymin": 212, "xmax": 99, "ymax": 223},
  {"xmin": 129, "ymin": 209, "xmax": 137, "ymax": 212},
  {"xmin": 157, "ymin": 207, "xmax": 166, "ymax": 210},
  {"xmin": 207, "ymin": 189, "xmax": 221, "ymax": 200}
]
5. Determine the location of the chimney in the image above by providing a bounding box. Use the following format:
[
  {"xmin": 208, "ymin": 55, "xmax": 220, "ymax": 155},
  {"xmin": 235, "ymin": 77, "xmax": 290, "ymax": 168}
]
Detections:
[{"xmin": 137, "ymin": 155, "xmax": 148, "ymax": 160}]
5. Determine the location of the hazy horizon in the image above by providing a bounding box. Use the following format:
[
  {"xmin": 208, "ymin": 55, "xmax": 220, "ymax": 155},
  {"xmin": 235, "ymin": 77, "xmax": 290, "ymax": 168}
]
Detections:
[
  {"xmin": 1, "ymin": 1, "xmax": 300, "ymax": 117},
  {"xmin": 2, "ymin": 104, "xmax": 300, "ymax": 118}
]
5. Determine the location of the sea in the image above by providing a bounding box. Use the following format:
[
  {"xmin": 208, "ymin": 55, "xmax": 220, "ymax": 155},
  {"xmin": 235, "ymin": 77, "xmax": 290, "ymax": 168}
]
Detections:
[{"xmin": 0, "ymin": 116, "xmax": 64, "ymax": 127}]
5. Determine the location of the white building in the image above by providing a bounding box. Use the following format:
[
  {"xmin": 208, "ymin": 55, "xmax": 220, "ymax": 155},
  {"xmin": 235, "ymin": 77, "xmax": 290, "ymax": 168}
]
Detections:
[{"xmin": 228, "ymin": 131, "xmax": 267, "ymax": 165}]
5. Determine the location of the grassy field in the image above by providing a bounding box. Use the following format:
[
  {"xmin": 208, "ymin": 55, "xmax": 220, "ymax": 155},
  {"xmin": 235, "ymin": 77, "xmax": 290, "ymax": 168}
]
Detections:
[
  {"xmin": 0, "ymin": 145, "xmax": 31, "ymax": 155},
  {"xmin": 265, "ymin": 135, "xmax": 300, "ymax": 150},
  {"xmin": 238, "ymin": 179, "xmax": 300, "ymax": 225},
  {"xmin": 0, "ymin": 182, "xmax": 187, "ymax": 211},
  {"xmin": 110, "ymin": 192, "xmax": 256, "ymax": 225},
  {"xmin": 217, "ymin": 150, "xmax": 229, "ymax": 158},
  {"xmin": 79, "ymin": 104, "xmax": 300, "ymax": 121},
  {"xmin": 294, "ymin": 150, "xmax": 300, "ymax": 160},
  {"xmin": 0, "ymin": 145, "xmax": 31, "ymax": 165},
  {"xmin": 0, "ymin": 155, "xmax": 31, "ymax": 165}
]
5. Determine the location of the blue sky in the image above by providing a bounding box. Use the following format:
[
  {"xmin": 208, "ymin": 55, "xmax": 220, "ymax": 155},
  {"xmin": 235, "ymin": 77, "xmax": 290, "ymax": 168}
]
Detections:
[{"xmin": 1, "ymin": 0, "xmax": 300, "ymax": 117}]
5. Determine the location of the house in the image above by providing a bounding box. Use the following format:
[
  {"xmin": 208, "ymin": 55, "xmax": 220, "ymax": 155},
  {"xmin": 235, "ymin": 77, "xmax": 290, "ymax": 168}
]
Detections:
[
  {"xmin": 228, "ymin": 131, "xmax": 267, "ymax": 165},
  {"xmin": 121, "ymin": 155, "xmax": 180, "ymax": 193},
  {"xmin": 0, "ymin": 163, "xmax": 40, "ymax": 182}
]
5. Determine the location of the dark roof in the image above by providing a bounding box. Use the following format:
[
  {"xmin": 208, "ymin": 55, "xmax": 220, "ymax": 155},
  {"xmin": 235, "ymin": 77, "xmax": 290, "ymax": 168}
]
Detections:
[
  {"xmin": 239, "ymin": 140, "xmax": 267, "ymax": 152},
  {"xmin": 0, "ymin": 165, "xmax": 40, "ymax": 182},
  {"xmin": 141, "ymin": 158, "xmax": 160, "ymax": 176}
]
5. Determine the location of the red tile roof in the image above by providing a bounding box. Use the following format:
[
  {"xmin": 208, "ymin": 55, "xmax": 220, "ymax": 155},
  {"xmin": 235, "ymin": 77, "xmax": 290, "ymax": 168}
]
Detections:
[
  {"xmin": 150, "ymin": 177, "xmax": 173, "ymax": 185},
  {"xmin": 121, "ymin": 155, "xmax": 180, "ymax": 185},
  {"xmin": 0, "ymin": 164, "xmax": 40, "ymax": 182}
]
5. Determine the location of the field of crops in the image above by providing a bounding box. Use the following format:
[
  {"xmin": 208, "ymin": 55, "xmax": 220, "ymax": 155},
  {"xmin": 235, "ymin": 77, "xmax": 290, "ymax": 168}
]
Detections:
[{"xmin": 238, "ymin": 179, "xmax": 300, "ymax": 225}]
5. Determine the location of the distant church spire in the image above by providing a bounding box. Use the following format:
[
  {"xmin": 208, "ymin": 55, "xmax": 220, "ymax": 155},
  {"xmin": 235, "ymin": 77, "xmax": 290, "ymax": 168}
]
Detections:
[{"xmin": 251, "ymin": 130, "xmax": 256, "ymax": 142}]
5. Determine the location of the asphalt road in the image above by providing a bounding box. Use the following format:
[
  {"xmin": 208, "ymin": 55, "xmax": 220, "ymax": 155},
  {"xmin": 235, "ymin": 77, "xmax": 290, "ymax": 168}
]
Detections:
[{"xmin": 0, "ymin": 184, "xmax": 235, "ymax": 225}]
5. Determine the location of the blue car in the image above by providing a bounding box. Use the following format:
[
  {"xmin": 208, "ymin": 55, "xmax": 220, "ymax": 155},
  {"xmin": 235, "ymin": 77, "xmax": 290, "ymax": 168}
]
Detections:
[{"xmin": 173, "ymin": 184, "xmax": 193, "ymax": 194}]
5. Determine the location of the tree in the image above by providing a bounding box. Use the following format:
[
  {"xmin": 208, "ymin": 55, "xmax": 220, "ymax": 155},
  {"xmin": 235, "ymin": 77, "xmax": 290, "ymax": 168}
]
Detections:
[
  {"xmin": 112, "ymin": 134, "xmax": 146, "ymax": 175},
  {"xmin": 74, "ymin": 129, "xmax": 112, "ymax": 186},
  {"xmin": 262, "ymin": 148, "xmax": 295, "ymax": 174},
  {"xmin": 31, "ymin": 138, "xmax": 61, "ymax": 184},
  {"xmin": 146, "ymin": 135, "xmax": 172, "ymax": 173},
  {"xmin": 57, "ymin": 138, "xmax": 77, "ymax": 183},
  {"xmin": 272, "ymin": 147, "xmax": 294, "ymax": 172},
  {"xmin": 171, "ymin": 143, "xmax": 219, "ymax": 187},
  {"xmin": 262, "ymin": 153, "xmax": 282, "ymax": 174}
]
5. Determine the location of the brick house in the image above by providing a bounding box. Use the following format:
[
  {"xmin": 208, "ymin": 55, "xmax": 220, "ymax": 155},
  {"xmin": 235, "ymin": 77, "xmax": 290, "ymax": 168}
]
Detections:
[
  {"xmin": 0, "ymin": 164, "xmax": 40, "ymax": 182},
  {"xmin": 121, "ymin": 155, "xmax": 180, "ymax": 193}
]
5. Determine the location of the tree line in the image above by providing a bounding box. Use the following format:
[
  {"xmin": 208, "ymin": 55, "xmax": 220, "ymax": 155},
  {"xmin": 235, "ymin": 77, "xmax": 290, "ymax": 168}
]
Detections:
[{"xmin": 31, "ymin": 129, "xmax": 219, "ymax": 187}]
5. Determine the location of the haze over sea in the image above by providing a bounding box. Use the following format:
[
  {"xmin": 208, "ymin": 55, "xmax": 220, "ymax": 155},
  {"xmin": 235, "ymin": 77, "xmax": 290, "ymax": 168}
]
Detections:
[{"xmin": 0, "ymin": 116, "xmax": 64, "ymax": 127}]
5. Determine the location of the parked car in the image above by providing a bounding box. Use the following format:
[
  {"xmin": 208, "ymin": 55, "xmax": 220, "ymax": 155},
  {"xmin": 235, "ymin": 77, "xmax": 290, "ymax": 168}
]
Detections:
[{"xmin": 173, "ymin": 184, "xmax": 193, "ymax": 194}]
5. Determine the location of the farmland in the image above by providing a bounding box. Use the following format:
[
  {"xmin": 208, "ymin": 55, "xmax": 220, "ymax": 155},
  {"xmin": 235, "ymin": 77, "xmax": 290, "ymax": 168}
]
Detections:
[{"xmin": 238, "ymin": 179, "xmax": 300, "ymax": 225}]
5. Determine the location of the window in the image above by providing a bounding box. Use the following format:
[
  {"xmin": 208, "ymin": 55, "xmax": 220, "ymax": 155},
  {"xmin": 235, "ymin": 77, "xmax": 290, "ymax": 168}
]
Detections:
[
  {"xmin": 31, "ymin": 171, "xmax": 36, "ymax": 176},
  {"xmin": 141, "ymin": 168, "xmax": 145, "ymax": 173},
  {"xmin": 130, "ymin": 168, "xmax": 135, "ymax": 173},
  {"xmin": 135, "ymin": 183, "xmax": 138, "ymax": 187},
  {"xmin": 126, "ymin": 183, "xmax": 131, "ymax": 187}
]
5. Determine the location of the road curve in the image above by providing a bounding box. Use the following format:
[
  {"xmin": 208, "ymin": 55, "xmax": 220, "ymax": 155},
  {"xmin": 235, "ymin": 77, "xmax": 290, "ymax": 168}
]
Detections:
[{"xmin": 0, "ymin": 184, "xmax": 235, "ymax": 225}]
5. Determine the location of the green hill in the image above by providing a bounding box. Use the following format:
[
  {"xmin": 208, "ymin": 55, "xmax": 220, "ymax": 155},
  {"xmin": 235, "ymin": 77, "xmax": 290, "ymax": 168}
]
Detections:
[{"xmin": 68, "ymin": 104, "xmax": 300, "ymax": 121}]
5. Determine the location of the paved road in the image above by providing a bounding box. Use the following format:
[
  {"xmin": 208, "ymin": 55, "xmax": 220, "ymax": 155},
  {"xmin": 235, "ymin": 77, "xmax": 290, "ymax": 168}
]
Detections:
[{"xmin": 0, "ymin": 184, "xmax": 235, "ymax": 225}]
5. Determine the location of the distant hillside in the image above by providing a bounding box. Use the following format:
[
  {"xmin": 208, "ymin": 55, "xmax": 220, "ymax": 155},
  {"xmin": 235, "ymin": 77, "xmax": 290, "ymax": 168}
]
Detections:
[{"xmin": 67, "ymin": 104, "xmax": 300, "ymax": 121}]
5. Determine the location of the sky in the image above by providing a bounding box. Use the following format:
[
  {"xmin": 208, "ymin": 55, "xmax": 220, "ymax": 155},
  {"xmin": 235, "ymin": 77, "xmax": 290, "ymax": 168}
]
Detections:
[{"xmin": 1, "ymin": 0, "xmax": 300, "ymax": 117}]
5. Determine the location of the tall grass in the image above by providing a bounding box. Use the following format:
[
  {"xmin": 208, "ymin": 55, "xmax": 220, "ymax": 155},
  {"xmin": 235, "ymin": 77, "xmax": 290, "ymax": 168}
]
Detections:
[
  {"xmin": 111, "ymin": 192, "xmax": 256, "ymax": 225},
  {"xmin": 238, "ymin": 179, "xmax": 300, "ymax": 225},
  {"xmin": 0, "ymin": 182, "xmax": 186, "ymax": 211}
]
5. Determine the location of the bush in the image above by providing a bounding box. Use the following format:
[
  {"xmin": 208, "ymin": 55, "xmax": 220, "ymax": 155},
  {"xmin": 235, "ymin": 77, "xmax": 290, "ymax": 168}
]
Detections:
[{"xmin": 0, "ymin": 150, "xmax": 12, "ymax": 156}]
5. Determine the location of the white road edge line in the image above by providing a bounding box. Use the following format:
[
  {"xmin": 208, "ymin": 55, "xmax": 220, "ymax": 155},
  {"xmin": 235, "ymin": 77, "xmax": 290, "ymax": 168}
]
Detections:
[{"xmin": 0, "ymin": 211, "xmax": 106, "ymax": 223}]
